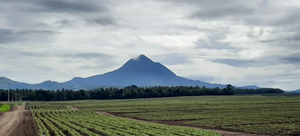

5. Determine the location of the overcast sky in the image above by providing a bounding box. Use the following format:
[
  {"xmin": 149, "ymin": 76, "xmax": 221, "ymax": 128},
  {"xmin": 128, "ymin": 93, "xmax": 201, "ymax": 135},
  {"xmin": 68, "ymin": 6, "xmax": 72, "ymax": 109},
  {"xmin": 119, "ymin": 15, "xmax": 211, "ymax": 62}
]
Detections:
[{"xmin": 1, "ymin": 0, "xmax": 300, "ymax": 91}]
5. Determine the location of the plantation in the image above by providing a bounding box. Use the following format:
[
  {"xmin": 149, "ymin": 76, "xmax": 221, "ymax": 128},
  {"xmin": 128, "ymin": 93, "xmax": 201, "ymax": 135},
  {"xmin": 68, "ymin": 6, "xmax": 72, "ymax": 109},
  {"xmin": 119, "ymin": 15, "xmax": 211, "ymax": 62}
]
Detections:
[
  {"xmin": 28, "ymin": 105, "xmax": 220, "ymax": 136},
  {"xmin": 62, "ymin": 95, "xmax": 300, "ymax": 135},
  {"xmin": 1, "ymin": 94, "xmax": 299, "ymax": 136}
]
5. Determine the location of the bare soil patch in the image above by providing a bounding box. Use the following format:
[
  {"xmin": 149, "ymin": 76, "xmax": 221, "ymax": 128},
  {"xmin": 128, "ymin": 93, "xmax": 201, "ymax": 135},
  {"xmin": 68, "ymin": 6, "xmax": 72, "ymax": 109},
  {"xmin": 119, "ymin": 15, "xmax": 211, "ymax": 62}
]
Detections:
[
  {"xmin": 66, "ymin": 105, "xmax": 80, "ymax": 110},
  {"xmin": 9, "ymin": 111, "xmax": 39, "ymax": 136},
  {"xmin": 0, "ymin": 102, "xmax": 35, "ymax": 136}
]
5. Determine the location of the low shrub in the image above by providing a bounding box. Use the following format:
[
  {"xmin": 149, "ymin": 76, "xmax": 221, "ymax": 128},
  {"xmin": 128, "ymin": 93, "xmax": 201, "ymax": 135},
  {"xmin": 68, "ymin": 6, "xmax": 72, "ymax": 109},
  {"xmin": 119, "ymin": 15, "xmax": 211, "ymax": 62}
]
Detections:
[{"xmin": 0, "ymin": 104, "xmax": 11, "ymax": 112}]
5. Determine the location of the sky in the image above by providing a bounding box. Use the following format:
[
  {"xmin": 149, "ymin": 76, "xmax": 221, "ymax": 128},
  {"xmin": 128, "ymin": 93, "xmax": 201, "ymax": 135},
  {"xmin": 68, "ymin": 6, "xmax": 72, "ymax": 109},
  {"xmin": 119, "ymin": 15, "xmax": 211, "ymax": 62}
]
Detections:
[{"xmin": 0, "ymin": 0, "xmax": 300, "ymax": 91}]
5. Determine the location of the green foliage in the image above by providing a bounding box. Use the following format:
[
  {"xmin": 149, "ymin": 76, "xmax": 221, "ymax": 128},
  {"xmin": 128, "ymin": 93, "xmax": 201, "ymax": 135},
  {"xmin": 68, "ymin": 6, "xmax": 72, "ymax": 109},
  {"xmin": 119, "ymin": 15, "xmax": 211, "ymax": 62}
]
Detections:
[
  {"xmin": 29, "ymin": 104, "xmax": 220, "ymax": 136},
  {"xmin": 0, "ymin": 85, "xmax": 283, "ymax": 101},
  {"xmin": 0, "ymin": 104, "xmax": 11, "ymax": 112},
  {"xmin": 14, "ymin": 101, "xmax": 22, "ymax": 106},
  {"xmin": 60, "ymin": 95, "xmax": 300, "ymax": 135}
]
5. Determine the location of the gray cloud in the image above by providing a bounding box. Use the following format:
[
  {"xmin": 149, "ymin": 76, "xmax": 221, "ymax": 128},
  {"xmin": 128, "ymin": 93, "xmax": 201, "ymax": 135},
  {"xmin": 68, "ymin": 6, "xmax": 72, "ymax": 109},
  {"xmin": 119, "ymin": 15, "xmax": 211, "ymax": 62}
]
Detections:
[
  {"xmin": 1, "ymin": 0, "xmax": 300, "ymax": 90},
  {"xmin": 195, "ymin": 30, "xmax": 237, "ymax": 50},
  {"xmin": 190, "ymin": 6, "xmax": 253, "ymax": 19},
  {"xmin": 196, "ymin": 40, "xmax": 236, "ymax": 50},
  {"xmin": 15, "ymin": 52, "xmax": 114, "ymax": 60},
  {"xmin": 286, "ymin": 32, "xmax": 300, "ymax": 41},
  {"xmin": 213, "ymin": 52, "xmax": 300, "ymax": 68},
  {"xmin": 55, "ymin": 20, "xmax": 76, "ymax": 26},
  {"xmin": 194, "ymin": 29, "xmax": 236, "ymax": 50},
  {"xmin": 0, "ymin": 29, "xmax": 56, "ymax": 44},
  {"xmin": 263, "ymin": 33, "xmax": 300, "ymax": 43},
  {"xmin": 17, "ymin": 30, "xmax": 56, "ymax": 35},
  {"xmin": 79, "ymin": 61, "xmax": 120, "ymax": 70},
  {"xmin": 163, "ymin": 0, "xmax": 300, "ymax": 27},
  {"xmin": 212, "ymin": 59, "xmax": 266, "ymax": 67},
  {"xmin": 188, "ymin": 75, "xmax": 215, "ymax": 83},
  {"xmin": 151, "ymin": 53, "xmax": 190, "ymax": 65},
  {"xmin": 162, "ymin": 0, "xmax": 254, "ymax": 19},
  {"xmin": 36, "ymin": 0, "xmax": 105, "ymax": 13},
  {"xmin": 0, "ymin": 0, "xmax": 108, "ymax": 13},
  {"xmin": 87, "ymin": 17, "xmax": 117, "ymax": 26},
  {"xmin": 246, "ymin": 8, "xmax": 300, "ymax": 26},
  {"xmin": 168, "ymin": 25, "xmax": 204, "ymax": 32},
  {"xmin": 62, "ymin": 53, "xmax": 113, "ymax": 59},
  {"xmin": 19, "ymin": 52, "xmax": 49, "ymax": 57},
  {"xmin": 163, "ymin": 0, "xmax": 243, "ymax": 7},
  {"xmin": 281, "ymin": 52, "xmax": 300, "ymax": 63},
  {"xmin": 259, "ymin": 31, "xmax": 300, "ymax": 50},
  {"xmin": 0, "ymin": 29, "xmax": 14, "ymax": 43}
]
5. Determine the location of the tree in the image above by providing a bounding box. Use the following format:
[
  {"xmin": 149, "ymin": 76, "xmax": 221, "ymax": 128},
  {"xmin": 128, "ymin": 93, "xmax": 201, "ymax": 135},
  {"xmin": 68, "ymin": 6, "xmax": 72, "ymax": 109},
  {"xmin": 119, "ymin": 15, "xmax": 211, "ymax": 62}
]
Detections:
[
  {"xmin": 224, "ymin": 84, "xmax": 235, "ymax": 95},
  {"xmin": 226, "ymin": 84, "xmax": 234, "ymax": 91}
]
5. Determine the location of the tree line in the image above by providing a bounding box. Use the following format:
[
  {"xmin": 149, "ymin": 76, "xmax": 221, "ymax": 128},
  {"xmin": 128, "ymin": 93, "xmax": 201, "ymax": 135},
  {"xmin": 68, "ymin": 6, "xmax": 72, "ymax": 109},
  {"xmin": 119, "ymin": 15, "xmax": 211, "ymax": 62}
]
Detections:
[{"xmin": 0, "ymin": 85, "xmax": 284, "ymax": 101}]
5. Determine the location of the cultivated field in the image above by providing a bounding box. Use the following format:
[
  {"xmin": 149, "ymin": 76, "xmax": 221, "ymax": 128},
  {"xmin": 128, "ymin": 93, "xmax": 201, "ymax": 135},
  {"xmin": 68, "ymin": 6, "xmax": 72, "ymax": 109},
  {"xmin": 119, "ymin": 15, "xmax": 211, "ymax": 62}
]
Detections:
[
  {"xmin": 53, "ymin": 94, "xmax": 300, "ymax": 136},
  {"xmin": 0, "ymin": 94, "xmax": 299, "ymax": 136},
  {"xmin": 28, "ymin": 105, "xmax": 219, "ymax": 136}
]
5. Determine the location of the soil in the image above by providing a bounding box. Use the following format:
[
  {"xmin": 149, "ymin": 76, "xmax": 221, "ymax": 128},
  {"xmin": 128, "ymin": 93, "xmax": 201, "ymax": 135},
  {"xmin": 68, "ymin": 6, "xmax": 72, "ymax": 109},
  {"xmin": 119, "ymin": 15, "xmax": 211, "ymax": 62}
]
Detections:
[
  {"xmin": 9, "ymin": 111, "xmax": 39, "ymax": 136},
  {"xmin": 0, "ymin": 102, "xmax": 38, "ymax": 136},
  {"xmin": 66, "ymin": 105, "xmax": 79, "ymax": 110},
  {"xmin": 98, "ymin": 112, "xmax": 269, "ymax": 136}
]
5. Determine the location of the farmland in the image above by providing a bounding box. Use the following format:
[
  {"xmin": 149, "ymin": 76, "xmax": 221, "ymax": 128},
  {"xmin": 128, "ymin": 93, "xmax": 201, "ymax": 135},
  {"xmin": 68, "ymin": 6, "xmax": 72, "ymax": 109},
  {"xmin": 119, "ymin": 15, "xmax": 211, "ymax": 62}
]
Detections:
[
  {"xmin": 54, "ymin": 94, "xmax": 300, "ymax": 136},
  {"xmin": 1, "ymin": 94, "xmax": 299, "ymax": 136},
  {"xmin": 28, "ymin": 105, "xmax": 220, "ymax": 136}
]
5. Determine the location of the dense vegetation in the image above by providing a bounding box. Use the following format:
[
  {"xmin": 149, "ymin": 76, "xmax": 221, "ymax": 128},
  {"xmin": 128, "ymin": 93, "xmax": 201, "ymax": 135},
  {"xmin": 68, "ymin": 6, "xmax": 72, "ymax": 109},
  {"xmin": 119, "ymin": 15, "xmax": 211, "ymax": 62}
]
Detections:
[
  {"xmin": 55, "ymin": 95, "xmax": 299, "ymax": 136},
  {"xmin": 29, "ymin": 104, "xmax": 220, "ymax": 136},
  {"xmin": 0, "ymin": 104, "xmax": 11, "ymax": 112},
  {"xmin": 0, "ymin": 85, "xmax": 283, "ymax": 101}
]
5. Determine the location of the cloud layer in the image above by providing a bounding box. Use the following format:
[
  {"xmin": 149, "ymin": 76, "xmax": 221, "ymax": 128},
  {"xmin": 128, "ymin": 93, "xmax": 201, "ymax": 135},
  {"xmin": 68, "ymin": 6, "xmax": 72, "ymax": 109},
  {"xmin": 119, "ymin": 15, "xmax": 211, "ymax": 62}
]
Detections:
[{"xmin": 0, "ymin": 0, "xmax": 299, "ymax": 90}]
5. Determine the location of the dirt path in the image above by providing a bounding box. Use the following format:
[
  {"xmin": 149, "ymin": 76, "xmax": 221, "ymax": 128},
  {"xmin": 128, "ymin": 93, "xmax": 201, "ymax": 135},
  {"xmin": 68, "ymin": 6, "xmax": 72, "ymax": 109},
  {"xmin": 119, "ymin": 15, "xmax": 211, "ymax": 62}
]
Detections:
[
  {"xmin": 66, "ymin": 105, "xmax": 80, "ymax": 110},
  {"xmin": 9, "ymin": 111, "xmax": 39, "ymax": 136},
  {"xmin": 98, "ymin": 112, "xmax": 268, "ymax": 136},
  {"xmin": 0, "ymin": 102, "xmax": 26, "ymax": 136}
]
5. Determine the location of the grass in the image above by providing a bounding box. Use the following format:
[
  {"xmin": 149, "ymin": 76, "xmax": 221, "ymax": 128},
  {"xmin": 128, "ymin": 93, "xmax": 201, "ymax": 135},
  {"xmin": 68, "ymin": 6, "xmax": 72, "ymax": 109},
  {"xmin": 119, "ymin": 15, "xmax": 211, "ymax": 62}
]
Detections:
[
  {"xmin": 0, "ymin": 104, "xmax": 11, "ymax": 112},
  {"xmin": 29, "ymin": 94, "xmax": 300, "ymax": 135},
  {"xmin": 15, "ymin": 101, "xmax": 22, "ymax": 106}
]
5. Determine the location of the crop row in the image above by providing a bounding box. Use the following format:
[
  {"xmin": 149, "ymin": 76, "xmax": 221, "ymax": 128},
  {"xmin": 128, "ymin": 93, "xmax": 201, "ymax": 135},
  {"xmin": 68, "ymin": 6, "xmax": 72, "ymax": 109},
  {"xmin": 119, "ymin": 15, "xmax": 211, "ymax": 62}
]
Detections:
[
  {"xmin": 30, "ymin": 105, "xmax": 220, "ymax": 136},
  {"xmin": 70, "ymin": 98, "xmax": 300, "ymax": 135},
  {"xmin": 29, "ymin": 105, "xmax": 67, "ymax": 110}
]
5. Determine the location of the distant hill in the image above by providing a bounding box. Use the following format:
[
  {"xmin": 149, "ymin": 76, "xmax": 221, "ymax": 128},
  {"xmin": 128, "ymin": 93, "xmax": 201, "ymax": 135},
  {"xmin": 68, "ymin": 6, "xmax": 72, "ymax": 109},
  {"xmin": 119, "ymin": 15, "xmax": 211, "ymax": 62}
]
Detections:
[
  {"xmin": 0, "ymin": 77, "xmax": 60, "ymax": 90},
  {"xmin": 0, "ymin": 54, "xmax": 260, "ymax": 90},
  {"xmin": 235, "ymin": 85, "xmax": 260, "ymax": 89},
  {"xmin": 287, "ymin": 89, "xmax": 300, "ymax": 93}
]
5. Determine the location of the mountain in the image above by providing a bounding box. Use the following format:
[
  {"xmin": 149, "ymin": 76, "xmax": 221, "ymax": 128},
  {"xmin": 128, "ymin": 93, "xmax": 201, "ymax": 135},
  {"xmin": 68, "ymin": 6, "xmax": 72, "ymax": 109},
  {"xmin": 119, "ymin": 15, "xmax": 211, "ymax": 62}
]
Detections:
[
  {"xmin": 0, "ymin": 77, "xmax": 60, "ymax": 90},
  {"xmin": 64, "ymin": 54, "xmax": 224, "ymax": 89},
  {"xmin": 0, "ymin": 77, "xmax": 31, "ymax": 89},
  {"xmin": 236, "ymin": 85, "xmax": 260, "ymax": 89},
  {"xmin": 0, "ymin": 54, "xmax": 255, "ymax": 90},
  {"xmin": 288, "ymin": 89, "xmax": 300, "ymax": 93}
]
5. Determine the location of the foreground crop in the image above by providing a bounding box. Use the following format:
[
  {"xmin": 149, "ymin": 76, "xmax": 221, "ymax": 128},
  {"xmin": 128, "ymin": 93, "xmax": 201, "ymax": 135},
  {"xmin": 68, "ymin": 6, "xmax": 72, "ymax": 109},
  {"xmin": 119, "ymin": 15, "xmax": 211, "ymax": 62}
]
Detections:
[
  {"xmin": 72, "ymin": 95, "xmax": 300, "ymax": 135},
  {"xmin": 29, "ymin": 105, "xmax": 220, "ymax": 136}
]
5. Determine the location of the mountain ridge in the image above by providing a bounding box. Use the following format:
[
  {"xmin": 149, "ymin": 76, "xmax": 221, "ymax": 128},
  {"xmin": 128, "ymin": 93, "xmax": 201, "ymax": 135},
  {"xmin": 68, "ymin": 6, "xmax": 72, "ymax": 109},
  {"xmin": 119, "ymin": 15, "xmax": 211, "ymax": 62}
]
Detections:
[
  {"xmin": 288, "ymin": 89, "xmax": 300, "ymax": 93},
  {"xmin": 0, "ymin": 54, "xmax": 259, "ymax": 90}
]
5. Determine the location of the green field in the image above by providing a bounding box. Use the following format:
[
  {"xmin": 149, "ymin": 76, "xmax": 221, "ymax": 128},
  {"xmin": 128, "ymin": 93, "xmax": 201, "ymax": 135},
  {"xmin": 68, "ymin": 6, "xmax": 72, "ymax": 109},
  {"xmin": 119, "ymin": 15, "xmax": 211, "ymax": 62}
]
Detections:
[
  {"xmin": 38, "ymin": 94, "xmax": 300, "ymax": 136},
  {"xmin": 26, "ymin": 94, "xmax": 300, "ymax": 136},
  {"xmin": 28, "ymin": 105, "xmax": 220, "ymax": 136}
]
